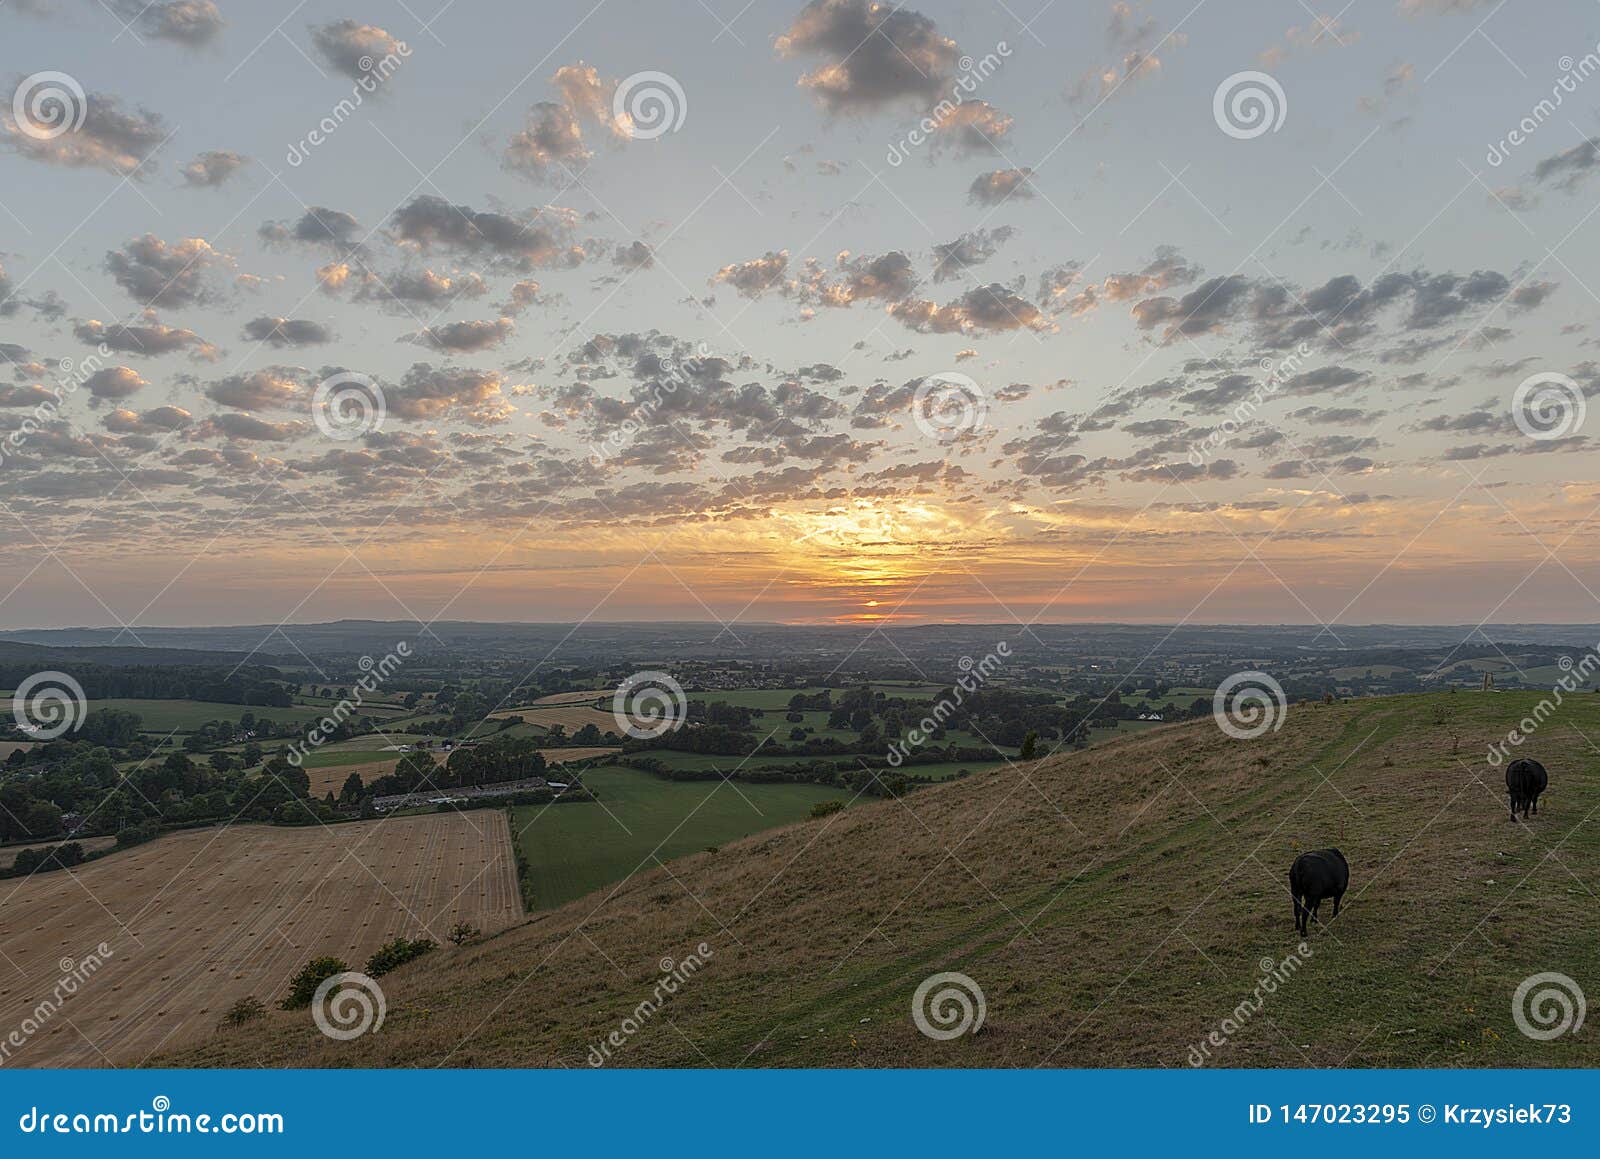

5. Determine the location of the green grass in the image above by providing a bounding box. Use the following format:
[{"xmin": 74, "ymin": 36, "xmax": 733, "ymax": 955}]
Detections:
[
  {"xmin": 292, "ymin": 748, "xmax": 394, "ymax": 769},
  {"xmin": 689, "ymin": 687, "xmax": 830, "ymax": 709},
  {"xmin": 626, "ymin": 749, "xmax": 873, "ymax": 772},
  {"xmin": 512, "ymin": 765, "xmax": 847, "ymax": 910},
  {"xmin": 1512, "ymin": 664, "xmax": 1600, "ymax": 687},
  {"xmin": 74, "ymin": 698, "xmax": 327, "ymax": 732},
  {"xmin": 1330, "ymin": 664, "xmax": 1412, "ymax": 679}
]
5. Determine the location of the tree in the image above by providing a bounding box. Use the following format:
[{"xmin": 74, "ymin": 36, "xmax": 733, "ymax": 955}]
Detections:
[
  {"xmin": 219, "ymin": 996, "xmax": 266, "ymax": 1028},
  {"xmin": 280, "ymin": 956, "xmax": 347, "ymax": 1009},
  {"xmin": 339, "ymin": 772, "xmax": 365, "ymax": 805},
  {"xmin": 1020, "ymin": 731, "xmax": 1038, "ymax": 760},
  {"xmin": 365, "ymin": 937, "xmax": 434, "ymax": 977},
  {"xmin": 447, "ymin": 921, "xmax": 481, "ymax": 946}
]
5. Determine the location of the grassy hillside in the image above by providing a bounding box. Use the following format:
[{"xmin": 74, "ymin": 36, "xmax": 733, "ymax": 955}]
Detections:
[{"xmin": 161, "ymin": 692, "xmax": 1598, "ymax": 1068}]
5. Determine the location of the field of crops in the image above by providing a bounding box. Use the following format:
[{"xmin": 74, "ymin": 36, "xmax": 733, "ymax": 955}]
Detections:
[
  {"xmin": 486, "ymin": 704, "xmax": 618, "ymax": 733},
  {"xmin": 0, "ymin": 812, "xmax": 521, "ymax": 1066},
  {"xmin": 511, "ymin": 765, "xmax": 846, "ymax": 911}
]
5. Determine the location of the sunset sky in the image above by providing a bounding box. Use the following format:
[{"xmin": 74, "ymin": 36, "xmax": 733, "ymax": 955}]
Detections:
[{"xmin": 2, "ymin": 0, "xmax": 1599, "ymax": 630}]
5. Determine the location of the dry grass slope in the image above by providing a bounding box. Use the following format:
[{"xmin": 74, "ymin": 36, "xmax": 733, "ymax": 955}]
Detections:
[{"xmin": 161, "ymin": 693, "xmax": 1599, "ymax": 1068}]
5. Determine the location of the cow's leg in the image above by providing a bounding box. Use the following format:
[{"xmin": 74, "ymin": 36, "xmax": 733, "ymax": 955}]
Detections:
[
  {"xmin": 1310, "ymin": 898, "xmax": 1321, "ymax": 928},
  {"xmin": 1531, "ymin": 795, "xmax": 1538, "ymax": 815},
  {"xmin": 1510, "ymin": 795, "xmax": 1519, "ymax": 822},
  {"xmin": 1332, "ymin": 891, "xmax": 1343, "ymax": 918}
]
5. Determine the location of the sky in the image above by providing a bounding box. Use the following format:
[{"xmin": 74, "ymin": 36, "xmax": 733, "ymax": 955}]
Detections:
[{"xmin": 1, "ymin": 0, "xmax": 1600, "ymax": 631}]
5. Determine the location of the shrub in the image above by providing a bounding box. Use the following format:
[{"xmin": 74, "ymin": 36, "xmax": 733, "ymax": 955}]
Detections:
[
  {"xmin": 280, "ymin": 956, "xmax": 347, "ymax": 1009},
  {"xmin": 447, "ymin": 921, "xmax": 480, "ymax": 946},
  {"xmin": 810, "ymin": 799, "xmax": 844, "ymax": 818},
  {"xmin": 10, "ymin": 842, "xmax": 85, "ymax": 875},
  {"xmin": 365, "ymin": 937, "xmax": 435, "ymax": 978},
  {"xmin": 115, "ymin": 819, "xmax": 162, "ymax": 849},
  {"xmin": 220, "ymin": 996, "xmax": 266, "ymax": 1028}
]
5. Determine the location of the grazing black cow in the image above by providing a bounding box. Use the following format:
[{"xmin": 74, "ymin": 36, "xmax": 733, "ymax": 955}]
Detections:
[
  {"xmin": 1505, "ymin": 758, "xmax": 1548, "ymax": 821},
  {"xmin": 1288, "ymin": 848, "xmax": 1348, "ymax": 936}
]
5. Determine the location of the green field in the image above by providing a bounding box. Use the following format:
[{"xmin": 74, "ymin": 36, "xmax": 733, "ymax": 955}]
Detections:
[
  {"xmin": 636, "ymin": 748, "xmax": 872, "ymax": 770},
  {"xmin": 512, "ymin": 765, "xmax": 847, "ymax": 910},
  {"xmin": 688, "ymin": 686, "xmax": 830, "ymax": 709},
  {"xmin": 74, "ymin": 699, "xmax": 326, "ymax": 732},
  {"xmin": 292, "ymin": 748, "xmax": 394, "ymax": 769}
]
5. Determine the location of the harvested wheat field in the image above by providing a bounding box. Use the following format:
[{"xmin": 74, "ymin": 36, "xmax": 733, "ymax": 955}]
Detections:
[
  {"xmin": 487, "ymin": 705, "xmax": 617, "ymax": 733},
  {"xmin": 539, "ymin": 746, "xmax": 620, "ymax": 765},
  {"xmin": 0, "ymin": 811, "xmax": 521, "ymax": 1067},
  {"xmin": 305, "ymin": 753, "xmax": 438, "ymax": 797},
  {"xmin": 531, "ymin": 691, "xmax": 607, "ymax": 706}
]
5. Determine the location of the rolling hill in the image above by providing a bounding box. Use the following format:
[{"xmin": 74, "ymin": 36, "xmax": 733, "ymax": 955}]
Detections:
[{"xmin": 160, "ymin": 691, "xmax": 1598, "ymax": 1068}]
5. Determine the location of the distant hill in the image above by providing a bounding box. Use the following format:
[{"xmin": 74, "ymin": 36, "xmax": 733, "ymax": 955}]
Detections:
[
  {"xmin": 162, "ymin": 691, "xmax": 1599, "ymax": 1068},
  {"xmin": 0, "ymin": 639, "xmax": 284, "ymax": 669},
  {"xmin": 4, "ymin": 619, "xmax": 1597, "ymax": 664}
]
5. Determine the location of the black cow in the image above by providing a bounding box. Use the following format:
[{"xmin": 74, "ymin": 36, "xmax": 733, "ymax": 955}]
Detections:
[
  {"xmin": 1505, "ymin": 758, "xmax": 1548, "ymax": 821},
  {"xmin": 1288, "ymin": 848, "xmax": 1348, "ymax": 936}
]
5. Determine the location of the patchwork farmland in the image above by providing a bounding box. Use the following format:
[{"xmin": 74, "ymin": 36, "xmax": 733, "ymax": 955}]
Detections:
[{"xmin": 0, "ymin": 813, "xmax": 521, "ymax": 1067}]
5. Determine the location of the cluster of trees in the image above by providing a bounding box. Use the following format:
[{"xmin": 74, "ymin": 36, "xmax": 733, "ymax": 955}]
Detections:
[
  {"xmin": 364, "ymin": 735, "xmax": 553, "ymax": 798},
  {"xmin": 180, "ymin": 711, "xmax": 308, "ymax": 752},
  {"xmin": 0, "ymin": 662, "xmax": 294, "ymax": 716},
  {"xmin": 2, "ymin": 840, "xmax": 85, "ymax": 877}
]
